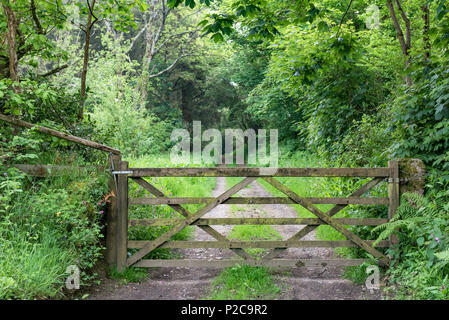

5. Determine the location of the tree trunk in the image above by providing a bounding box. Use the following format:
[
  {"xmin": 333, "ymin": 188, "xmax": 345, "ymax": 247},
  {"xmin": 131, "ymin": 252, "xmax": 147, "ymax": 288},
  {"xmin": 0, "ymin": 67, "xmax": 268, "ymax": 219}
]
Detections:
[
  {"xmin": 78, "ymin": 0, "xmax": 97, "ymax": 121},
  {"xmin": 138, "ymin": 0, "xmax": 157, "ymax": 110},
  {"xmin": 386, "ymin": 0, "xmax": 412, "ymax": 86},
  {"xmin": 422, "ymin": 4, "xmax": 431, "ymax": 62},
  {"xmin": 2, "ymin": 1, "xmax": 20, "ymax": 93}
]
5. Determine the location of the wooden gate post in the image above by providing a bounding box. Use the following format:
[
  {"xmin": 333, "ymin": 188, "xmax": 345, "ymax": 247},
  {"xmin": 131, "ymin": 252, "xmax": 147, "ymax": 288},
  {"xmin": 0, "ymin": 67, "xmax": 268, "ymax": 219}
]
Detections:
[
  {"xmin": 106, "ymin": 154, "xmax": 122, "ymax": 267},
  {"xmin": 388, "ymin": 160, "xmax": 400, "ymax": 245},
  {"xmin": 388, "ymin": 159, "xmax": 426, "ymax": 246},
  {"xmin": 116, "ymin": 160, "xmax": 129, "ymax": 272}
]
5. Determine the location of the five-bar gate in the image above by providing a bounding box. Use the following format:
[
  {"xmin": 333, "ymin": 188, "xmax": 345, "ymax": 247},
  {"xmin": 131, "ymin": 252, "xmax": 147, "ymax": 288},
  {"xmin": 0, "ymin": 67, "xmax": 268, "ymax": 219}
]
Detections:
[{"xmin": 106, "ymin": 157, "xmax": 399, "ymax": 272}]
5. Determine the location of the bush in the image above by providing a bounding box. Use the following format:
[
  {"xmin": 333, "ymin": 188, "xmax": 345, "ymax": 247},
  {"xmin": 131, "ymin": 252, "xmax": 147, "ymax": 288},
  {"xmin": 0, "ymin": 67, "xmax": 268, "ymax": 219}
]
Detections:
[{"xmin": 392, "ymin": 62, "xmax": 449, "ymax": 171}]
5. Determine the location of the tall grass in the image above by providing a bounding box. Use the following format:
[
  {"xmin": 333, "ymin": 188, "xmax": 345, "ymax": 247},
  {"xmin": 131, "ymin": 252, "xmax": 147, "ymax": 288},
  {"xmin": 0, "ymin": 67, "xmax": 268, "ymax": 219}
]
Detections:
[{"xmin": 0, "ymin": 164, "xmax": 108, "ymax": 300}]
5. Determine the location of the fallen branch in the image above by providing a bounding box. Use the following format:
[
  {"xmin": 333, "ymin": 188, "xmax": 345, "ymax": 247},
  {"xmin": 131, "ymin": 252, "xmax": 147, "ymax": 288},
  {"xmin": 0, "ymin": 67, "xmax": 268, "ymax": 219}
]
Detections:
[{"xmin": 0, "ymin": 113, "xmax": 121, "ymax": 155}]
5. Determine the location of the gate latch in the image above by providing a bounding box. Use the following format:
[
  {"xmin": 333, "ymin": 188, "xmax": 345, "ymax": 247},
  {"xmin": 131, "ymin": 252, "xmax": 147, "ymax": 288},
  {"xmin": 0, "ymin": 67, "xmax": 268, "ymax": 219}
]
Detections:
[{"xmin": 112, "ymin": 171, "xmax": 133, "ymax": 175}]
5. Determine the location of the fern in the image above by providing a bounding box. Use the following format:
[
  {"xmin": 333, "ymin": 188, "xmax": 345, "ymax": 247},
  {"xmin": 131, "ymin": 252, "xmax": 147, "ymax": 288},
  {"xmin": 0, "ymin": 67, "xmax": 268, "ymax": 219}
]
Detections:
[
  {"xmin": 372, "ymin": 192, "xmax": 444, "ymax": 246},
  {"xmin": 435, "ymin": 249, "xmax": 449, "ymax": 263}
]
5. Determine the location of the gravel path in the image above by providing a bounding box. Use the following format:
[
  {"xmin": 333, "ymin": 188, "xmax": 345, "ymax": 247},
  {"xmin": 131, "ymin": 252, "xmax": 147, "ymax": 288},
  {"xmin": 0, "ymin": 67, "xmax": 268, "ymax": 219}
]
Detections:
[{"xmin": 88, "ymin": 177, "xmax": 382, "ymax": 300}]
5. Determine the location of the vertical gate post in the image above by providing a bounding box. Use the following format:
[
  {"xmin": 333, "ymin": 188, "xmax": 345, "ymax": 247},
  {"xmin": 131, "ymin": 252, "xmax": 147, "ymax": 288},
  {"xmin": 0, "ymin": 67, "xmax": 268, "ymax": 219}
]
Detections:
[
  {"xmin": 388, "ymin": 160, "xmax": 400, "ymax": 245},
  {"xmin": 116, "ymin": 160, "xmax": 129, "ymax": 272},
  {"xmin": 106, "ymin": 154, "xmax": 122, "ymax": 267}
]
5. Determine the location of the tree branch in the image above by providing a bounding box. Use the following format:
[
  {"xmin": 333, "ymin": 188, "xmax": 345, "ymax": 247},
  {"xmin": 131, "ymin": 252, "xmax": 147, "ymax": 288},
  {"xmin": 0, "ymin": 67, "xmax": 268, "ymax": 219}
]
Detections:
[
  {"xmin": 148, "ymin": 53, "xmax": 191, "ymax": 79},
  {"xmin": 30, "ymin": 0, "xmax": 45, "ymax": 34},
  {"xmin": 395, "ymin": 0, "xmax": 411, "ymax": 51},
  {"xmin": 38, "ymin": 64, "xmax": 68, "ymax": 77},
  {"xmin": 337, "ymin": 0, "xmax": 354, "ymax": 37}
]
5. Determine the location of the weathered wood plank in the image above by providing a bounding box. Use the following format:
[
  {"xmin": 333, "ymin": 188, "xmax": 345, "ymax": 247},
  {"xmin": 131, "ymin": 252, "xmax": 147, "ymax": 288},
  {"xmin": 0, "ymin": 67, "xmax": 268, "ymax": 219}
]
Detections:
[
  {"xmin": 126, "ymin": 177, "xmax": 258, "ymax": 267},
  {"xmin": 129, "ymin": 197, "xmax": 389, "ymax": 206},
  {"xmin": 128, "ymin": 167, "xmax": 390, "ymax": 177},
  {"xmin": 128, "ymin": 217, "xmax": 389, "ymax": 227},
  {"xmin": 134, "ymin": 258, "xmax": 369, "ymax": 268},
  {"xmin": 262, "ymin": 177, "xmax": 390, "ymax": 266},
  {"xmin": 128, "ymin": 240, "xmax": 390, "ymax": 249}
]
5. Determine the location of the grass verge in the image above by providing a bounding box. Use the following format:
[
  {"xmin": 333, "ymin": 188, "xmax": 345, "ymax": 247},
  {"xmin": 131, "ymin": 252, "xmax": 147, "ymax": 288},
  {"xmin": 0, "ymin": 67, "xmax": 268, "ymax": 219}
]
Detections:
[{"xmin": 208, "ymin": 265, "xmax": 281, "ymax": 300}]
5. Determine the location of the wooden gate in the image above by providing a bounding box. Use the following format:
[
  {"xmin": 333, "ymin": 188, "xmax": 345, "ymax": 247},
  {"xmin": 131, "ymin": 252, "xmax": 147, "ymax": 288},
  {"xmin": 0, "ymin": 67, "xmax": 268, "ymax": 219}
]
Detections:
[{"xmin": 107, "ymin": 156, "xmax": 399, "ymax": 272}]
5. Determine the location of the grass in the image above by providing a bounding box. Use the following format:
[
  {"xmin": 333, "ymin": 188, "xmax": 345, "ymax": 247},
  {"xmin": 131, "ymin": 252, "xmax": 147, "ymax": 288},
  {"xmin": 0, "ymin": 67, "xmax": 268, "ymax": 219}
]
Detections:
[
  {"xmin": 0, "ymin": 162, "xmax": 107, "ymax": 300},
  {"xmin": 109, "ymin": 267, "xmax": 148, "ymax": 285},
  {"xmin": 208, "ymin": 265, "xmax": 281, "ymax": 300},
  {"xmin": 229, "ymin": 225, "xmax": 282, "ymax": 258},
  {"xmin": 0, "ymin": 234, "xmax": 76, "ymax": 299}
]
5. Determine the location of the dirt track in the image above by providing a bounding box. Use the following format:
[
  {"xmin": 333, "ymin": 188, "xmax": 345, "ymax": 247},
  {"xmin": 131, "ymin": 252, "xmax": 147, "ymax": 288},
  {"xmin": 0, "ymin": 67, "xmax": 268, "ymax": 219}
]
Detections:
[{"xmin": 88, "ymin": 177, "xmax": 382, "ymax": 300}]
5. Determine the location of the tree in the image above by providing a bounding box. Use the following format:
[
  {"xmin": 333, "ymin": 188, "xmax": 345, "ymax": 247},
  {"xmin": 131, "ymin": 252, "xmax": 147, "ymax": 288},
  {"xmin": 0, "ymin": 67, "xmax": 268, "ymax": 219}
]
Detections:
[
  {"xmin": 1, "ymin": 0, "xmax": 67, "ymax": 88},
  {"xmin": 136, "ymin": 0, "xmax": 203, "ymax": 109},
  {"xmin": 78, "ymin": 0, "xmax": 98, "ymax": 120},
  {"xmin": 70, "ymin": 0, "xmax": 145, "ymax": 121},
  {"xmin": 386, "ymin": 0, "xmax": 412, "ymax": 86}
]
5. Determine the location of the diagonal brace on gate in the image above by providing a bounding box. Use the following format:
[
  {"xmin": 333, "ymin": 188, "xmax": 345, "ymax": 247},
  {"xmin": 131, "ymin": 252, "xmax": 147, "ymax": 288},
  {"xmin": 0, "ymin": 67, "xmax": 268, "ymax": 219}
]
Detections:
[
  {"xmin": 261, "ymin": 177, "xmax": 390, "ymax": 267},
  {"xmin": 127, "ymin": 177, "xmax": 258, "ymax": 267},
  {"xmin": 131, "ymin": 177, "xmax": 254, "ymax": 261},
  {"xmin": 261, "ymin": 177, "xmax": 384, "ymax": 261}
]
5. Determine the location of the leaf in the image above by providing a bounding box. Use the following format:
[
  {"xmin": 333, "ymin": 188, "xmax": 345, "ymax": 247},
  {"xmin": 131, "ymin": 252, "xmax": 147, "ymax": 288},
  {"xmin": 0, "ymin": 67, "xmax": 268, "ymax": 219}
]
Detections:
[
  {"xmin": 417, "ymin": 237, "xmax": 424, "ymax": 246},
  {"xmin": 211, "ymin": 33, "xmax": 224, "ymax": 42},
  {"xmin": 317, "ymin": 21, "xmax": 328, "ymax": 32}
]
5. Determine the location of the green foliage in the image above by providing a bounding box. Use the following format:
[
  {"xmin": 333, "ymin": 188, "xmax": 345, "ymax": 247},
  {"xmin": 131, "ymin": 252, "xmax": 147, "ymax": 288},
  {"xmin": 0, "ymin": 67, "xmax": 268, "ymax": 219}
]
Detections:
[
  {"xmin": 373, "ymin": 187, "xmax": 449, "ymax": 299},
  {"xmin": 392, "ymin": 62, "xmax": 449, "ymax": 171},
  {"xmin": 331, "ymin": 114, "xmax": 395, "ymax": 167},
  {"xmin": 109, "ymin": 267, "xmax": 148, "ymax": 284},
  {"xmin": 342, "ymin": 262, "xmax": 377, "ymax": 285},
  {"xmin": 85, "ymin": 32, "xmax": 172, "ymax": 157},
  {"xmin": 0, "ymin": 164, "xmax": 108, "ymax": 299}
]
